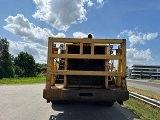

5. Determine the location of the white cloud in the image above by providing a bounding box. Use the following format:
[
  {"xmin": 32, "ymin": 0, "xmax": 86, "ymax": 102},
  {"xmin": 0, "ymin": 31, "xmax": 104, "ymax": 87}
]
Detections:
[
  {"xmin": 8, "ymin": 31, "xmax": 93, "ymax": 63},
  {"xmin": 73, "ymin": 32, "xmax": 88, "ymax": 38},
  {"xmin": 54, "ymin": 33, "xmax": 66, "ymax": 38},
  {"xmin": 118, "ymin": 29, "xmax": 158, "ymax": 47},
  {"xmin": 3, "ymin": 14, "xmax": 66, "ymax": 63},
  {"xmin": 32, "ymin": 0, "xmax": 105, "ymax": 31},
  {"xmin": 143, "ymin": 32, "xmax": 158, "ymax": 40},
  {"xmin": 97, "ymin": 0, "xmax": 105, "ymax": 7},
  {"xmin": 118, "ymin": 30, "xmax": 133, "ymax": 36},
  {"xmin": 85, "ymin": 0, "xmax": 94, "ymax": 7},
  {"xmin": 33, "ymin": 0, "xmax": 87, "ymax": 31},
  {"xmin": 3, "ymin": 14, "xmax": 66, "ymax": 46},
  {"xmin": 129, "ymin": 34, "xmax": 144, "ymax": 47},
  {"xmin": 127, "ymin": 48, "xmax": 154, "ymax": 66},
  {"xmin": 73, "ymin": 32, "xmax": 94, "ymax": 38},
  {"xmin": 9, "ymin": 40, "xmax": 47, "ymax": 63}
]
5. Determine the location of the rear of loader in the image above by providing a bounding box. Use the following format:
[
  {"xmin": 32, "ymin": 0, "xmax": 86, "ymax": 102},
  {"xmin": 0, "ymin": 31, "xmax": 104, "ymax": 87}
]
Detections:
[{"xmin": 43, "ymin": 35, "xmax": 129, "ymax": 106}]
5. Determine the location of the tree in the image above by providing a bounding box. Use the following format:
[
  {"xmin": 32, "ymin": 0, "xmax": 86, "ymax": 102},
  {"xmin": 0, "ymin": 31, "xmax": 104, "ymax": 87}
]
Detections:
[
  {"xmin": 140, "ymin": 69, "xmax": 143, "ymax": 79},
  {"xmin": 14, "ymin": 66, "xmax": 23, "ymax": 77},
  {"xmin": 14, "ymin": 52, "xmax": 36, "ymax": 77},
  {"xmin": 35, "ymin": 63, "xmax": 47, "ymax": 75},
  {"xmin": 0, "ymin": 38, "xmax": 14, "ymax": 79}
]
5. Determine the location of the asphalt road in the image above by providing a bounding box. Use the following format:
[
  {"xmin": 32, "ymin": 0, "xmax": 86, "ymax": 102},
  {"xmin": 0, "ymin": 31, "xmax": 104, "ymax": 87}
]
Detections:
[
  {"xmin": 127, "ymin": 79, "xmax": 160, "ymax": 93},
  {"xmin": 0, "ymin": 84, "xmax": 139, "ymax": 120}
]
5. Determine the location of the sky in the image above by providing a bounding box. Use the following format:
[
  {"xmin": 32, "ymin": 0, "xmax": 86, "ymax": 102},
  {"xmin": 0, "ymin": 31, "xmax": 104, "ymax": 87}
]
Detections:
[{"xmin": 0, "ymin": 0, "xmax": 160, "ymax": 67}]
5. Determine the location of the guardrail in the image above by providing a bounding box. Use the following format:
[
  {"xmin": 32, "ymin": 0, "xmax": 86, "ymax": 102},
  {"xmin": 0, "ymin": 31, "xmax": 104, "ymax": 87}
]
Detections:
[{"xmin": 129, "ymin": 91, "xmax": 160, "ymax": 109}]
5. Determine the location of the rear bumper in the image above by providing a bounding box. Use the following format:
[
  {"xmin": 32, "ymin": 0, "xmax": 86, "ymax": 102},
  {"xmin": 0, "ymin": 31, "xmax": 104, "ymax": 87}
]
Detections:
[{"xmin": 43, "ymin": 88, "xmax": 129, "ymax": 102}]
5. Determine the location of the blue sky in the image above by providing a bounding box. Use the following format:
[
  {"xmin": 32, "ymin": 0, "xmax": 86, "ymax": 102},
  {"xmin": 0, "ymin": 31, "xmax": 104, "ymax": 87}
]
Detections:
[{"xmin": 0, "ymin": 0, "xmax": 160, "ymax": 67}]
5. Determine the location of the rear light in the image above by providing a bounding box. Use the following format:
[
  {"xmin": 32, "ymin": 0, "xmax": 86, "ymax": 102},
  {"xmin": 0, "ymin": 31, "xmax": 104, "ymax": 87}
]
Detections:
[
  {"xmin": 116, "ymin": 49, "xmax": 122, "ymax": 55},
  {"xmin": 53, "ymin": 47, "xmax": 58, "ymax": 54}
]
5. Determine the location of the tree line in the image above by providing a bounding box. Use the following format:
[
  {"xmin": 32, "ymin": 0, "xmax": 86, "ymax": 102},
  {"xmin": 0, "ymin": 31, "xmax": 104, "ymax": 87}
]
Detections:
[{"xmin": 0, "ymin": 38, "xmax": 46, "ymax": 79}]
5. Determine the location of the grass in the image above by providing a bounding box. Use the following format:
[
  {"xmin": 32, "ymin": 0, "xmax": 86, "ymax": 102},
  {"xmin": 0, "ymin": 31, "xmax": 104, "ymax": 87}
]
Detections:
[
  {"xmin": 128, "ymin": 86, "xmax": 160, "ymax": 101},
  {"xmin": 149, "ymin": 79, "xmax": 160, "ymax": 83},
  {"xmin": 124, "ymin": 97, "xmax": 160, "ymax": 120},
  {"xmin": 0, "ymin": 75, "xmax": 46, "ymax": 84},
  {"xmin": 124, "ymin": 86, "xmax": 160, "ymax": 120}
]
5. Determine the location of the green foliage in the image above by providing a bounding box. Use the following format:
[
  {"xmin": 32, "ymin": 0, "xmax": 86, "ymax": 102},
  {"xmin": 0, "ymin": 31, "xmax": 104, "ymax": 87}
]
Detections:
[
  {"xmin": 14, "ymin": 52, "xmax": 36, "ymax": 77},
  {"xmin": 0, "ymin": 38, "xmax": 46, "ymax": 79},
  {"xmin": 35, "ymin": 63, "xmax": 47, "ymax": 75},
  {"xmin": 14, "ymin": 66, "xmax": 23, "ymax": 77},
  {"xmin": 140, "ymin": 69, "xmax": 143, "ymax": 79},
  {"xmin": 0, "ymin": 38, "xmax": 14, "ymax": 79}
]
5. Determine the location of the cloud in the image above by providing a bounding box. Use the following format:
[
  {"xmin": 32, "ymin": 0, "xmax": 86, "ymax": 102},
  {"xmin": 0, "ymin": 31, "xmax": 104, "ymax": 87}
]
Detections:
[
  {"xmin": 127, "ymin": 48, "xmax": 154, "ymax": 66},
  {"xmin": 32, "ymin": 0, "xmax": 105, "ymax": 31},
  {"xmin": 129, "ymin": 34, "xmax": 144, "ymax": 46},
  {"xmin": 8, "ymin": 31, "xmax": 93, "ymax": 63},
  {"xmin": 143, "ymin": 32, "xmax": 158, "ymax": 40},
  {"xmin": 4, "ymin": 14, "xmax": 66, "ymax": 46},
  {"xmin": 117, "ymin": 29, "xmax": 158, "ymax": 47},
  {"xmin": 8, "ymin": 40, "xmax": 47, "ymax": 63},
  {"xmin": 73, "ymin": 32, "xmax": 95, "ymax": 38},
  {"xmin": 33, "ymin": 0, "xmax": 87, "ymax": 31},
  {"xmin": 97, "ymin": 0, "xmax": 105, "ymax": 7},
  {"xmin": 85, "ymin": 0, "xmax": 94, "ymax": 7},
  {"xmin": 3, "ymin": 14, "xmax": 66, "ymax": 63},
  {"xmin": 73, "ymin": 32, "xmax": 88, "ymax": 38}
]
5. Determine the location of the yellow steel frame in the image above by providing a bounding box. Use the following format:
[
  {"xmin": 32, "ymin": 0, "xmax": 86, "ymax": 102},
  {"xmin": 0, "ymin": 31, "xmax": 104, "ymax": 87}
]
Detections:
[{"xmin": 45, "ymin": 37, "xmax": 126, "ymax": 89}]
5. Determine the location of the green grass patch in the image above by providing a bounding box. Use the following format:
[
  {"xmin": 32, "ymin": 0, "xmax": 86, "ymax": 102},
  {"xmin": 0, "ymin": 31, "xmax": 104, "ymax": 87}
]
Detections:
[
  {"xmin": 149, "ymin": 79, "xmax": 160, "ymax": 83},
  {"xmin": 128, "ymin": 86, "xmax": 160, "ymax": 101},
  {"xmin": 0, "ymin": 76, "xmax": 46, "ymax": 84},
  {"xmin": 124, "ymin": 97, "xmax": 160, "ymax": 120}
]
